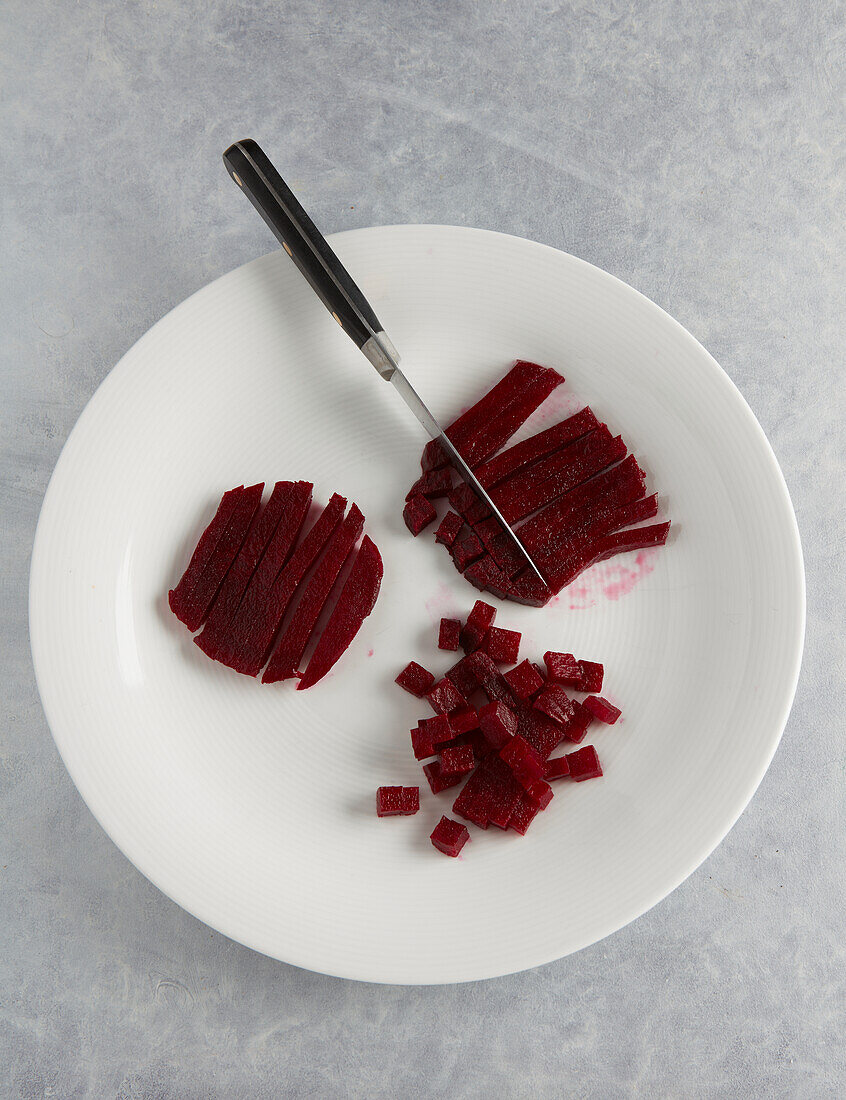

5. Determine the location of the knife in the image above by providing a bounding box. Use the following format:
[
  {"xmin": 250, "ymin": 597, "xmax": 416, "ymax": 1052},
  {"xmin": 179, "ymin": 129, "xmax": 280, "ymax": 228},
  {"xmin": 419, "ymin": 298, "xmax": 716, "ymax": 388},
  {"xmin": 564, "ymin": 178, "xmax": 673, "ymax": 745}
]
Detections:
[{"xmin": 222, "ymin": 138, "xmax": 547, "ymax": 587}]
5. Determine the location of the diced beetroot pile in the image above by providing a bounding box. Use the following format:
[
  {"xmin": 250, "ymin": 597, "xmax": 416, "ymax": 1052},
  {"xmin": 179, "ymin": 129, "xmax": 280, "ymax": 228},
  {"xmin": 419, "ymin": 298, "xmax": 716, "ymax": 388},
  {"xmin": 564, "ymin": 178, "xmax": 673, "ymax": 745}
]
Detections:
[
  {"xmin": 169, "ymin": 483, "xmax": 382, "ymax": 687},
  {"xmin": 402, "ymin": 360, "xmax": 670, "ymax": 604},
  {"xmin": 383, "ymin": 603, "xmax": 619, "ymax": 855}
]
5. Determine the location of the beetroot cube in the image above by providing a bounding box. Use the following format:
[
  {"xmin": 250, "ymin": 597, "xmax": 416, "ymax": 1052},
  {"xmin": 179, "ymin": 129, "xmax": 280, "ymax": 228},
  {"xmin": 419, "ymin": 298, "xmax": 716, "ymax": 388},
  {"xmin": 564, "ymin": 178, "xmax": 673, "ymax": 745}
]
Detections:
[
  {"xmin": 452, "ymin": 533, "xmax": 484, "ymax": 572},
  {"xmin": 430, "ymin": 816, "xmax": 470, "ymax": 857},
  {"xmin": 449, "ymin": 707, "xmax": 479, "ymax": 735},
  {"xmin": 460, "ymin": 600, "xmax": 497, "ymax": 653},
  {"xmin": 533, "ymin": 684, "xmax": 575, "ymax": 728},
  {"xmin": 419, "ymin": 713, "xmax": 453, "ymax": 745},
  {"xmin": 504, "ymin": 659, "xmax": 545, "ymax": 700},
  {"xmin": 562, "ymin": 700, "xmax": 593, "ymax": 743},
  {"xmin": 544, "ymin": 755, "xmax": 571, "ymax": 780},
  {"xmin": 543, "ymin": 651, "xmax": 582, "ymax": 687},
  {"xmin": 423, "ymin": 760, "xmax": 465, "ymax": 794},
  {"xmin": 524, "ymin": 779, "xmax": 553, "ymax": 810},
  {"xmin": 435, "ymin": 510, "xmax": 464, "ymax": 548},
  {"xmin": 396, "ymin": 661, "xmax": 436, "ymax": 698},
  {"xmin": 577, "ymin": 660, "xmax": 604, "ymax": 693},
  {"xmin": 499, "ymin": 734, "xmax": 545, "ymax": 788},
  {"xmin": 438, "ymin": 618, "xmax": 462, "ymax": 652},
  {"xmin": 566, "ymin": 744, "xmax": 603, "ymax": 781},
  {"xmin": 445, "ymin": 655, "xmax": 479, "ymax": 699},
  {"xmin": 478, "ymin": 700, "xmax": 519, "ymax": 749},
  {"xmin": 403, "ymin": 493, "xmax": 437, "ymax": 536},
  {"xmin": 508, "ymin": 793, "xmax": 541, "ymax": 835},
  {"xmin": 426, "ymin": 678, "xmax": 467, "ymax": 715},
  {"xmin": 376, "ymin": 786, "xmax": 420, "ymax": 816},
  {"xmin": 482, "ymin": 627, "xmax": 521, "ymax": 665},
  {"xmin": 583, "ymin": 695, "xmax": 621, "ymax": 724},
  {"xmin": 406, "ymin": 467, "xmax": 454, "ymax": 501},
  {"xmin": 439, "ymin": 745, "xmax": 475, "ymax": 777},
  {"xmin": 410, "ymin": 726, "xmax": 436, "ymax": 761}
]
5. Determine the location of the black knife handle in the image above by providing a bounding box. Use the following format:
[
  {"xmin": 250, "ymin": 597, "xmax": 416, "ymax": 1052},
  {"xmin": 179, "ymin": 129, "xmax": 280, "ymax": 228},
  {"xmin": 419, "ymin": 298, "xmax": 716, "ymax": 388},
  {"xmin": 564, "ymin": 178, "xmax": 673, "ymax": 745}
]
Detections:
[{"xmin": 223, "ymin": 139, "xmax": 383, "ymax": 351}]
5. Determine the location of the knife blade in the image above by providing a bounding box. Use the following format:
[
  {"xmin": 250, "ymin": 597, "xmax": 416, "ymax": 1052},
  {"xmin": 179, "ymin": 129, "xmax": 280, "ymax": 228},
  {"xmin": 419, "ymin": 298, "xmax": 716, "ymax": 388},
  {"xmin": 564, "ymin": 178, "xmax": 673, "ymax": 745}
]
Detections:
[{"xmin": 222, "ymin": 138, "xmax": 547, "ymax": 587}]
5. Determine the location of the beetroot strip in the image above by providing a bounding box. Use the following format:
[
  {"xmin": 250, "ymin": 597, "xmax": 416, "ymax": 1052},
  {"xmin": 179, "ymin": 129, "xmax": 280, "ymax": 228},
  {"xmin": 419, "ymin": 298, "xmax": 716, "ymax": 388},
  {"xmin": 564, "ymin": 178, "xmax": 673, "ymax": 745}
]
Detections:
[
  {"xmin": 177, "ymin": 483, "xmax": 264, "ymax": 632},
  {"xmin": 232, "ymin": 491, "xmax": 343, "ymax": 675},
  {"xmin": 263, "ymin": 504, "xmax": 365, "ymax": 683},
  {"xmin": 168, "ymin": 487, "xmax": 243, "ymax": 625},
  {"xmin": 297, "ymin": 536, "xmax": 383, "ymax": 690},
  {"xmin": 538, "ymin": 494, "xmax": 660, "ymax": 580},
  {"xmin": 473, "ymin": 406, "xmax": 599, "ymax": 489},
  {"xmin": 548, "ymin": 521, "xmax": 670, "ymax": 593},
  {"xmin": 194, "ymin": 482, "xmax": 292, "ymax": 660}
]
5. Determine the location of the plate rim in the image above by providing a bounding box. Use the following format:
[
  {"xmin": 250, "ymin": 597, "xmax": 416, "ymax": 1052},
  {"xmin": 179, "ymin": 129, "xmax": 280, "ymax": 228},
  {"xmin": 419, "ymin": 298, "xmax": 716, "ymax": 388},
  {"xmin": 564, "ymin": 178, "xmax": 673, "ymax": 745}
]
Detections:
[{"xmin": 29, "ymin": 224, "xmax": 806, "ymax": 983}]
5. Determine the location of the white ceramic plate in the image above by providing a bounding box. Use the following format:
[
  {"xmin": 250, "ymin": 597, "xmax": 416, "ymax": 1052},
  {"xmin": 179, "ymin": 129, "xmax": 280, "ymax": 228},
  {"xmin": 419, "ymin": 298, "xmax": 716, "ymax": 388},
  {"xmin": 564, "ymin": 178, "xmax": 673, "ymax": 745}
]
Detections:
[{"xmin": 30, "ymin": 226, "xmax": 804, "ymax": 984}]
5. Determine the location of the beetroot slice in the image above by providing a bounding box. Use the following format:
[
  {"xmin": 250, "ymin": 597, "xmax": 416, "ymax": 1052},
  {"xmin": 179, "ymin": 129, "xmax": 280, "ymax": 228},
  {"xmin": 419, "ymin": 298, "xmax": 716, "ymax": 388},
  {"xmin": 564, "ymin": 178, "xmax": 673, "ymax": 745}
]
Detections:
[
  {"xmin": 403, "ymin": 493, "xmax": 437, "ymax": 536},
  {"xmin": 543, "ymin": 651, "xmax": 581, "ymax": 687},
  {"xmin": 263, "ymin": 504, "xmax": 365, "ymax": 683},
  {"xmin": 405, "ymin": 467, "xmax": 454, "ymax": 501},
  {"xmin": 544, "ymin": 756, "xmax": 571, "ymax": 780},
  {"xmin": 176, "ymin": 483, "xmax": 265, "ymax": 632},
  {"xmin": 547, "ymin": 522, "xmax": 671, "ymax": 593},
  {"xmin": 430, "ymin": 816, "xmax": 470, "ymax": 857},
  {"xmin": 440, "ymin": 745, "xmax": 475, "ymax": 777},
  {"xmin": 420, "ymin": 360, "xmax": 564, "ymax": 472},
  {"xmin": 473, "ymin": 406, "xmax": 599, "ymax": 488},
  {"xmin": 482, "ymin": 626, "xmax": 521, "ymax": 665},
  {"xmin": 376, "ymin": 786, "xmax": 419, "ymax": 816},
  {"xmin": 582, "ymin": 695, "xmax": 622, "ymax": 724},
  {"xmin": 423, "ymin": 761, "xmax": 465, "ymax": 794},
  {"xmin": 566, "ymin": 744, "xmax": 603, "ymax": 781},
  {"xmin": 504, "ymin": 660, "xmax": 545, "ymax": 700},
  {"xmin": 297, "ymin": 536, "xmax": 383, "ymax": 690},
  {"xmin": 434, "ymin": 511, "xmax": 464, "ymax": 547},
  {"xmin": 194, "ymin": 482, "xmax": 292, "ymax": 659},
  {"xmin": 168, "ymin": 486, "xmax": 244, "ymax": 625},
  {"xmin": 533, "ymin": 684, "xmax": 575, "ymax": 728},
  {"xmin": 218, "ymin": 482, "xmax": 318, "ymax": 674},
  {"xmin": 438, "ymin": 618, "xmax": 462, "ymax": 652},
  {"xmin": 396, "ymin": 661, "xmax": 436, "ymax": 697},
  {"xmin": 535, "ymin": 493, "xmax": 659, "ymax": 579}
]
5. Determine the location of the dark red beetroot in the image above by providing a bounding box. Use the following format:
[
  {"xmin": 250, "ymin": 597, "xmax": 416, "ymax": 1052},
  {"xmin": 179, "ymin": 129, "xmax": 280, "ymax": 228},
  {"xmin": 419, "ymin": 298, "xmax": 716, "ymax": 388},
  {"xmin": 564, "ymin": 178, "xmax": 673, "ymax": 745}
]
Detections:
[
  {"xmin": 423, "ymin": 760, "xmax": 465, "ymax": 794},
  {"xmin": 263, "ymin": 504, "xmax": 365, "ymax": 683},
  {"xmin": 544, "ymin": 755, "xmax": 571, "ymax": 780},
  {"xmin": 535, "ymin": 493, "xmax": 659, "ymax": 582},
  {"xmin": 396, "ymin": 661, "xmax": 436, "ymax": 697},
  {"xmin": 546, "ymin": 521, "xmax": 670, "ymax": 594},
  {"xmin": 577, "ymin": 661, "xmax": 604, "ymax": 693},
  {"xmin": 448, "ymin": 707, "xmax": 479, "ymax": 735},
  {"xmin": 543, "ymin": 651, "xmax": 582, "ymax": 687},
  {"xmin": 464, "ymin": 651, "xmax": 515, "ymax": 706},
  {"xmin": 566, "ymin": 744, "xmax": 603, "ymax": 781},
  {"xmin": 516, "ymin": 705, "xmax": 564, "ymax": 760},
  {"xmin": 451, "ymin": 533, "xmax": 484, "ymax": 572},
  {"xmin": 583, "ymin": 695, "xmax": 622, "ymax": 724},
  {"xmin": 453, "ymin": 755, "xmax": 521, "ymax": 829},
  {"xmin": 439, "ymin": 745, "xmax": 475, "ymax": 777},
  {"xmin": 460, "ymin": 600, "xmax": 497, "ymax": 652},
  {"xmin": 524, "ymin": 779, "xmax": 554, "ymax": 810},
  {"xmin": 426, "ymin": 678, "xmax": 467, "ymax": 716},
  {"xmin": 420, "ymin": 360, "xmax": 564, "ymax": 472},
  {"xmin": 482, "ymin": 627, "xmax": 521, "ymax": 665},
  {"xmin": 444, "ymin": 655, "xmax": 479, "ymax": 700},
  {"xmin": 194, "ymin": 482, "xmax": 292, "ymax": 659},
  {"xmin": 463, "ymin": 556, "xmax": 552, "ymax": 608},
  {"xmin": 561, "ymin": 700, "xmax": 593, "ymax": 743},
  {"xmin": 418, "ymin": 713, "xmax": 454, "ymax": 745},
  {"xmin": 376, "ymin": 787, "xmax": 419, "ymax": 816},
  {"xmin": 410, "ymin": 726, "xmax": 436, "ymax": 760},
  {"xmin": 473, "ymin": 406, "xmax": 600, "ymax": 489},
  {"xmin": 405, "ymin": 467, "xmax": 454, "ymax": 501},
  {"xmin": 229, "ymin": 489, "xmax": 338, "ymax": 676},
  {"xmin": 169, "ymin": 486, "xmax": 245, "ymax": 626},
  {"xmin": 434, "ymin": 511, "xmax": 464, "ymax": 547},
  {"xmin": 171, "ymin": 483, "xmax": 264, "ymax": 632},
  {"xmin": 499, "ymin": 735, "xmax": 545, "ymax": 789},
  {"xmin": 533, "ymin": 684, "xmax": 575, "ymax": 728},
  {"xmin": 297, "ymin": 536, "xmax": 383, "ymax": 690},
  {"xmin": 478, "ymin": 700, "xmax": 518, "ymax": 749},
  {"xmin": 430, "ymin": 816, "xmax": 470, "ymax": 857},
  {"xmin": 508, "ymin": 792, "xmax": 543, "ymax": 835},
  {"xmin": 438, "ymin": 618, "xmax": 462, "ymax": 651},
  {"xmin": 403, "ymin": 493, "xmax": 437, "ymax": 536},
  {"xmin": 504, "ymin": 659, "xmax": 545, "ymax": 700}
]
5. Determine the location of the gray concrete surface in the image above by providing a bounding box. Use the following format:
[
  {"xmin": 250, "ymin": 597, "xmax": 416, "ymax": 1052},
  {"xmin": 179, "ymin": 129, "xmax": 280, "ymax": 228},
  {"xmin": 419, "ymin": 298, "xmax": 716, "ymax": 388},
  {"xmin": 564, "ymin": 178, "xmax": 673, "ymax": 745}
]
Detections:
[{"xmin": 2, "ymin": 1, "xmax": 844, "ymax": 1096}]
